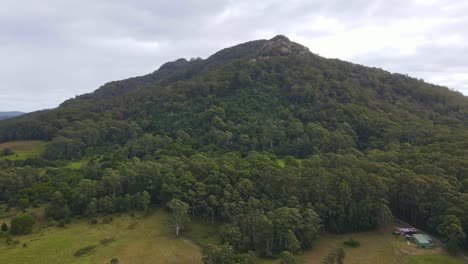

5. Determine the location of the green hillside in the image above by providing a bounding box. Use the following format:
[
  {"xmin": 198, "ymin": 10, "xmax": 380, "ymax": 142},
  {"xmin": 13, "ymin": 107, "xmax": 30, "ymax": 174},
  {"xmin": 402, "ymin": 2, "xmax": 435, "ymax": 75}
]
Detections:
[{"xmin": 0, "ymin": 35, "xmax": 467, "ymax": 262}]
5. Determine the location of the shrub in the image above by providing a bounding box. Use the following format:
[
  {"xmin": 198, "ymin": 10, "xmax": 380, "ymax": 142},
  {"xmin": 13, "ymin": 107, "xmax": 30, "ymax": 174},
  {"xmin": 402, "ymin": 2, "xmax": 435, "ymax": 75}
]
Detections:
[
  {"xmin": 1, "ymin": 222, "xmax": 7, "ymax": 232},
  {"xmin": 74, "ymin": 245, "xmax": 97, "ymax": 257},
  {"xmin": 343, "ymin": 238, "xmax": 360, "ymax": 248},
  {"xmin": 10, "ymin": 214, "xmax": 35, "ymax": 235},
  {"xmin": 279, "ymin": 251, "xmax": 297, "ymax": 264},
  {"xmin": 110, "ymin": 258, "xmax": 119, "ymax": 264},
  {"xmin": 58, "ymin": 219, "xmax": 66, "ymax": 227},
  {"xmin": 48, "ymin": 220, "xmax": 58, "ymax": 227},
  {"xmin": 100, "ymin": 238, "xmax": 115, "ymax": 246},
  {"xmin": 1, "ymin": 148, "xmax": 14, "ymax": 156},
  {"xmin": 323, "ymin": 248, "xmax": 345, "ymax": 264},
  {"xmin": 102, "ymin": 217, "xmax": 113, "ymax": 224}
]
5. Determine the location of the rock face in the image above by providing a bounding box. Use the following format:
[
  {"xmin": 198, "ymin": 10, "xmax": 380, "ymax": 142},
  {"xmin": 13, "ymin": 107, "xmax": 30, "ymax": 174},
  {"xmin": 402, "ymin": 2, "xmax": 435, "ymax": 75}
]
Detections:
[{"xmin": 258, "ymin": 35, "xmax": 309, "ymax": 55}]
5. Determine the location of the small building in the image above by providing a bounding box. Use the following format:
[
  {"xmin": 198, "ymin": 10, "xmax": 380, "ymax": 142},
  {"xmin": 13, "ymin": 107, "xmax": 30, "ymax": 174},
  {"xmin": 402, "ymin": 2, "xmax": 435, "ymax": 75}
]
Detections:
[{"xmin": 413, "ymin": 234, "xmax": 433, "ymax": 249}]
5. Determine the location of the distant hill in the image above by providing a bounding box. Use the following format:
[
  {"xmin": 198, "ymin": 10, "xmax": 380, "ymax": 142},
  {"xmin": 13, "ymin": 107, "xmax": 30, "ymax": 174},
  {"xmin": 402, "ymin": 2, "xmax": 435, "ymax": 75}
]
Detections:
[{"xmin": 0, "ymin": 111, "xmax": 24, "ymax": 120}]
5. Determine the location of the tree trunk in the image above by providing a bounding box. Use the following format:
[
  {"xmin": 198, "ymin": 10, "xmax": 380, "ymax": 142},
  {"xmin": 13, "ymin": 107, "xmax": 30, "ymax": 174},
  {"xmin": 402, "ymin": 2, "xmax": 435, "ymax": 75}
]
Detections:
[
  {"xmin": 176, "ymin": 226, "xmax": 180, "ymax": 237},
  {"xmin": 211, "ymin": 212, "xmax": 214, "ymax": 225}
]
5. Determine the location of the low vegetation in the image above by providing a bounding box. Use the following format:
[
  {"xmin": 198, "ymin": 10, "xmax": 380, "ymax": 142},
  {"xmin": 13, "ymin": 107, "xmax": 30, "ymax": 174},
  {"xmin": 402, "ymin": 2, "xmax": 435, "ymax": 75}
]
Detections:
[
  {"xmin": 342, "ymin": 238, "xmax": 360, "ymax": 248},
  {"xmin": 100, "ymin": 237, "xmax": 115, "ymax": 246},
  {"xmin": 74, "ymin": 245, "xmax": 97, "ymax": 257}
]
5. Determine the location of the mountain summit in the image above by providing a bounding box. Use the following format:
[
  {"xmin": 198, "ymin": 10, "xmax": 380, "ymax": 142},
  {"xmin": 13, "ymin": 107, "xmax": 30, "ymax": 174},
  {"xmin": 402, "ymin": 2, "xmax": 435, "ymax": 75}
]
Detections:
[{"xmin": 259, "ymin": 35, "xmax": 309, "ymax": 55}]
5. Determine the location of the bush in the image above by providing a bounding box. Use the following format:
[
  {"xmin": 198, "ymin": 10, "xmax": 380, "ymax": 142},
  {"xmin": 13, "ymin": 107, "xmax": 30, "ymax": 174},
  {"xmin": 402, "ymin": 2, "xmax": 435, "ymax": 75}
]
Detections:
[
  {"xmin": 110, "ymin": 257, "xmax": 119, "ymax": 264},
  {"xmin": 1, "ymin": 148, "xmax": 14, "ymax": 156},
  {"xmin": 100, "ymin": 238, "xmax": 115, "ymax": 246},
  {"xmin": 48, "ymin": 220, "xmax": 58, "ymax": 227},
  {"xmin": 1, "ymin": 222, "xmax": 7, "ymax": 232},
  {"xmin": 89, "ymin": 218, "xmax": 98, "ymax": 225},
  {"xmin": 58, "ymin": 219, "xmax": 66, "ymax": 227},
  {"xmin": 343, "ymin": 238, "xmax": 360, "ymax": 248},
  {"xmin": 323, "ymin": 248, "xmax": 345, "ymax": 264},
  {"xmin": 10, "ymin": 214, "xmax": 35, "ymax": 235},
  {"xmin": 102, "ymin": 217, "xmax": 113, "ymax": 224},
  {"xmin": 279, "ymin": 251, "xmax": 297, "ymax": 264},
  {"xmin": 74, "ymin": 245, "xmax": 97, "ymax": 257}
]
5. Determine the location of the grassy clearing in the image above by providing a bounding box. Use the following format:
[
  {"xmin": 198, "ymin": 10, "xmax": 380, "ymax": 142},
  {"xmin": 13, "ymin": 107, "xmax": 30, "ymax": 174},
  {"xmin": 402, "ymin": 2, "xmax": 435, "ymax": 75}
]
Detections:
[
  {"xmin": 1, "ymin": 210, "xmax": 465, "ymax": 264},
  {"xmin": 298, "ymin": 227, "xmax": 464, "ymax": 264},
  {"xmin": 0, "ymin": 210, "xmax": 207, "ymax": 264},
  {"xmin": 407, "ymin": 254, "xmax": 466, "ymax": 264},
  {"xmin": 301, "ymin": 231, "xmax": 406, "ymax": 264},
  {"xmin": 0, "ymin": 140, "xmax": 46, "ymax": 160},
  {"xmin": 258, "ymin": 223, "xmax": 465, "ymax": 264},
  {"xmin": 65, "ymin": 160, "xmax": 86, "ymax": 170}
]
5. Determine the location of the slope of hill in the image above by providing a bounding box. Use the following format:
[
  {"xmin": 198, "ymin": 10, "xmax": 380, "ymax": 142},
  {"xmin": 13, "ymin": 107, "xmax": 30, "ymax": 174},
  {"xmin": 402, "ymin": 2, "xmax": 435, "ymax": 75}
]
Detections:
[
  {"xmin": 0, "ymin": 111, "xmax": 24, "ymax": 120},
  {"xmin": 0, "ymin": 35, "xmax": 467, "ymax": 261}
]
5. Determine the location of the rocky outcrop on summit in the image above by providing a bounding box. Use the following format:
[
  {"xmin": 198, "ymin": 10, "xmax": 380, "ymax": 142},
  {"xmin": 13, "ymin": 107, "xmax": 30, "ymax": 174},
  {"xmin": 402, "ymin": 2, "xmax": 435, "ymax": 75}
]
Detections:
[{"xmin": 258, "ymin": 35, "xmax": 309, "ymax": 56}]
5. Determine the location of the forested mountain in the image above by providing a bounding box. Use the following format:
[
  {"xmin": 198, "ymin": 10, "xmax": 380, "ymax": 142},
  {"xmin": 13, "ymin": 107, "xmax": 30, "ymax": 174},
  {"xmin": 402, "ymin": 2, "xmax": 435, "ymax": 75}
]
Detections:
[
  {"xmin": 1, "ymin": 35, "xmax": 467, "ymax": 258},
  {"xmin": 0, "ymin": 111, "xmax": 24, "ymax": 121}
]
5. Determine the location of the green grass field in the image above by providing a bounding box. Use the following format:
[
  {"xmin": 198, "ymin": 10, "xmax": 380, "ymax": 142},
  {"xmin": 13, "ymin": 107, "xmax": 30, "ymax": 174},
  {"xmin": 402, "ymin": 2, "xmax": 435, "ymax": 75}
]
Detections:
[
  {"xmin": 297, "ymin": 228, "xmax": 464, "ymax": 264},
  {"xmin": 407, "ymin": 254, "xmax": 467, "ymax": 264},
  {"xmin": 0, "ymin": 207, "xmax": 465, "ymax": 264},
  {"xmin": 0, "ymin": 140, "xmax": 46, "ymax": 160},
  {"xmin": 0, "ymin": 210, "xmax": 207, "ymax": 264}
]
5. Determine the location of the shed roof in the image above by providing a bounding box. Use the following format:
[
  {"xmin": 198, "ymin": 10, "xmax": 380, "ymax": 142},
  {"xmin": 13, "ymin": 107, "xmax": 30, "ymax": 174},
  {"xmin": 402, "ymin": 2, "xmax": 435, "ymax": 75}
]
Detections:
[{"xmin": 413, "ymin": 234, "xmax": 431, "ymax": 244}]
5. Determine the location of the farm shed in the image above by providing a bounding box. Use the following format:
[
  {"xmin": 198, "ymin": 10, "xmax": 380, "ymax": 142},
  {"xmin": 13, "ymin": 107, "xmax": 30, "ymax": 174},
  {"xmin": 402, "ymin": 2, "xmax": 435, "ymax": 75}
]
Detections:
[{"xmin": 413, "ymin": 234, "xmax": 433, "ymax": 249}]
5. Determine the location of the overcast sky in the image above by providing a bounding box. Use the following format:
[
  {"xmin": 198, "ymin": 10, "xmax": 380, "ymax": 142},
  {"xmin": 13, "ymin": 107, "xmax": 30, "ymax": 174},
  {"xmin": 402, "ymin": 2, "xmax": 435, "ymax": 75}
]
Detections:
[{"xmin": 1, "ymin": 0, "xmax": 467, "ymax": 112}]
